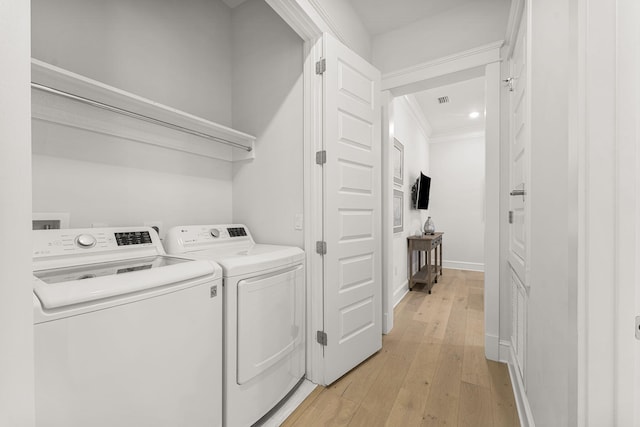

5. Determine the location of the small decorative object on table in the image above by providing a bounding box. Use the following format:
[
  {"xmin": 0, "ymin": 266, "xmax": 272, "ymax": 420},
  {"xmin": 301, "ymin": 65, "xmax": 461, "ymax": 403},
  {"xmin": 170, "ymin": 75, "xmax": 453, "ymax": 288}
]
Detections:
[{"xmin": 423, "ymin": 216, "xmax": 435, "ymax": 235}]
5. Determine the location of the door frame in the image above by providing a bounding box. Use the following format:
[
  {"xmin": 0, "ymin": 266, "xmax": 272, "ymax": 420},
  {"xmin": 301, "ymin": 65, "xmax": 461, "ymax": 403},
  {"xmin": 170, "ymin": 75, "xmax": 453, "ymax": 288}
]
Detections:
[
  {"xmin": 265, "ymin": 0, "xmax": 340, "ymax": 384},
  {"xmin": 613, "ymin": 1, "xmax": 639, "ymax": 423},
  {"xmin": 0, "ymin": 1, "xmax": 35, "ymax": 424},
  {"xmin": 380, "ymin": 46, "xmax": 503, "ymax": 361},
  {"xmin": 266, "ymin": 0, "xmax": 503, "ymax": 382},
  {"xmin": 576, "ymin": 0, "xmax": 640, "ymax": 423}
]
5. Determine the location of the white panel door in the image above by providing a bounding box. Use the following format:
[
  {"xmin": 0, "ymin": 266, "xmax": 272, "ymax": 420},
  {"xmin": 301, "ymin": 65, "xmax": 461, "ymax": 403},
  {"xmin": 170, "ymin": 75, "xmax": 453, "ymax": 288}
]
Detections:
[
  {"xmin": 508, "ymin": 9, "xmax": 529, "ymax": 382},
  {"xmin": 510, "ymin": 270, "xmax": 526, "ymax": 379},
  {"xmin": 508, "ymin": 10, "xmax": 529, "ymax": 285},
  {"xmin": 322, "ymin": 33, "xmax": 382, "ymax": 385}
]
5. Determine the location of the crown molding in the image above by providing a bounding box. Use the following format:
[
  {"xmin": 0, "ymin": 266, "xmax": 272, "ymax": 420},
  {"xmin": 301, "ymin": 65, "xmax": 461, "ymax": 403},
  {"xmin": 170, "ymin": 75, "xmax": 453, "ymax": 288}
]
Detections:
[
  {"xmin": 402, "ymin": 94, "xmax": 432, "ymax": 141},
  {"xmin": 265, "ymin": 0, "xmax": 324, "ymax": 41},
  {"xmin": 306, "ymin": 0, "xmax": 348, "ymax": 46},
  {"xmin": 382, "ymin": 40, "xmax": 504, "ymax": 92}
]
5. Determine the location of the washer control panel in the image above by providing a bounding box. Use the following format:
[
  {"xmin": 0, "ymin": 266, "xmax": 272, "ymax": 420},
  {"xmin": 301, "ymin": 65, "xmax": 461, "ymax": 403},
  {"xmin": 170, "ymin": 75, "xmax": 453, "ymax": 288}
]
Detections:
[{"xmin": 33, "ymin": 227, "xmax": 159, "ymax": 258}]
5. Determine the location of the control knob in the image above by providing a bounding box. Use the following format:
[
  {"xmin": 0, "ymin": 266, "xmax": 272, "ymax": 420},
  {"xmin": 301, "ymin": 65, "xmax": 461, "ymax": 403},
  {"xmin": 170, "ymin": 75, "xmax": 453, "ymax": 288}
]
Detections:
[
  {"xmin": 75, "ymin": 234, "xmax": 97, "ymax": 248},
  {"xmin": 210, "ymin": 228, "xmax": 220, "ymax": 238}
]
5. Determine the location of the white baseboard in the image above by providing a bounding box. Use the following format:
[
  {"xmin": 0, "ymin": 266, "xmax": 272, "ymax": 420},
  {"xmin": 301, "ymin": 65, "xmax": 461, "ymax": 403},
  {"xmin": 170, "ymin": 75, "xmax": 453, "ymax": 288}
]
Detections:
[
  {"xmin": 484, "ymin": 333, "xmax": 500, "ymax": 361},
  {"xmin": 393, "ymin": 280, "xmax": 409, "ymax": 307},
  {"xmin": 442, "ymin": 260, "xmax": 485, "ymax": 272},
  {"xmin": 499, "ymin": 339, "xmax": 512, "ymax": 364},
  {"xmin": 504, "ymin": 342, "xmax": 536, "ymax": 427}
]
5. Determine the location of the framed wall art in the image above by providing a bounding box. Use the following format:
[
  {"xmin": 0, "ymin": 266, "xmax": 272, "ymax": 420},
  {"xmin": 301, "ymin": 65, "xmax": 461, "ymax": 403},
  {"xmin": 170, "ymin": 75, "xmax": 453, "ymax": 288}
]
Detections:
[
  {"xmin": 393, "ymin": 138, "xmax": 404, "ymax": 185},
  {"xmin": 393, "ymin": 189, "xmax": 403, "ymax": 233}
]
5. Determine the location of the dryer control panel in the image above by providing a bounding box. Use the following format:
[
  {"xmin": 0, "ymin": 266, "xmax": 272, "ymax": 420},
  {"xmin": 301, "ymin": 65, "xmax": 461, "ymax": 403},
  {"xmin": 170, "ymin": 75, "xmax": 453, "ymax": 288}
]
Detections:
[{"xmin": 164, "ymin": 224, "xmax": 254, "ymax": 254}]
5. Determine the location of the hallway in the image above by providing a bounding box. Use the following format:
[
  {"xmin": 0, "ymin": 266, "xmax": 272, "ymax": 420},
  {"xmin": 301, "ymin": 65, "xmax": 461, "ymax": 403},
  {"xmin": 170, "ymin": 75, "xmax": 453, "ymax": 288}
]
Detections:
[{"xmin": 282, "ymin": 269, "xmax": 519, "ymax": 426}]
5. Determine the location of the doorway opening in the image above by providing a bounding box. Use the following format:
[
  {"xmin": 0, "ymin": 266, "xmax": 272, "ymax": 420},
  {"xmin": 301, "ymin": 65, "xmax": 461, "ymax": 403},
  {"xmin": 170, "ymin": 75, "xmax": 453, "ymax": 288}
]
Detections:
[{"xmin": 380, "ymin": 50, "xmax": 502, "ymax": 362}]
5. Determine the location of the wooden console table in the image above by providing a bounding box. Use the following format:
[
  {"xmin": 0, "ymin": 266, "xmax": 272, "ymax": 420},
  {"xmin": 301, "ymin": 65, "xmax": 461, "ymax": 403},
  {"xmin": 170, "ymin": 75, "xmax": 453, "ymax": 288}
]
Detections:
[{"xmin": 407, "ymin": 232, "xmax": 443, "ymax": 293}]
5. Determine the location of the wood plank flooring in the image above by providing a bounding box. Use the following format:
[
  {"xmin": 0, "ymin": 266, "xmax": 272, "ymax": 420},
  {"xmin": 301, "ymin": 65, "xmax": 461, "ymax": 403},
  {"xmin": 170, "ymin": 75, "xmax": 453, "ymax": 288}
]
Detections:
[{"xmin": 282, "ymin": 269, "xmax": 520, "ymax": 427}]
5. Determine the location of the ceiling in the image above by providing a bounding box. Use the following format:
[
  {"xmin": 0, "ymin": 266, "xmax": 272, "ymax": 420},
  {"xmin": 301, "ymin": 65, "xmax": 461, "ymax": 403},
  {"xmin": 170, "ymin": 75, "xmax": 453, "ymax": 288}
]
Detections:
[
  {"xmin": 221, "ymin": 0, "xmax": 248, "ymax": 8},
  {"xmin": 413, "ymin": 77, "xmax": 486, "ymax": 137},
  {"xmin": 224, "ymin": 0, "xmax": 489, "ymax": 136},
  {"xmin": 348, "ymin": 0, "xmax": 475, "ymax": 36},
  {"xmin": 344, "ymin": 0, "xmax": 494, "ymax": 136}
]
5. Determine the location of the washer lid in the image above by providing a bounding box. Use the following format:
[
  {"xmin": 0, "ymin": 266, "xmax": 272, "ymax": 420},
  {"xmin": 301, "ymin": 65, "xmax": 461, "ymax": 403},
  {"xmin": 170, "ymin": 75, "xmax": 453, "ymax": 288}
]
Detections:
[
  {"xmin": 33, "ymin": 256, "xmax": 220, "ymax": 309},
  {"xmin": 190, "ymin": 244, "xmax": 304, "ymax": 277}
]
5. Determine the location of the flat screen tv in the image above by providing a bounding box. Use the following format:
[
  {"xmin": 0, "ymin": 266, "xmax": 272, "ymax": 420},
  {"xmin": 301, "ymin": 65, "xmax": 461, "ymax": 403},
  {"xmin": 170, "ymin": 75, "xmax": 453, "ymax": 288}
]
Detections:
[{"xmin": 412, "ymin": 172, "xmax": 431, "ymax": 210}]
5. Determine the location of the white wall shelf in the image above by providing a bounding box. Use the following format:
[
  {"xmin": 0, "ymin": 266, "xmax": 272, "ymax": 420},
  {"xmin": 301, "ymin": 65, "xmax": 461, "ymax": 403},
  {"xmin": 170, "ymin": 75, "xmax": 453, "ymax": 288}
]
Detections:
[{"xmin": 31, "ymin": 59, "xmax": 256, "ymax": 162}]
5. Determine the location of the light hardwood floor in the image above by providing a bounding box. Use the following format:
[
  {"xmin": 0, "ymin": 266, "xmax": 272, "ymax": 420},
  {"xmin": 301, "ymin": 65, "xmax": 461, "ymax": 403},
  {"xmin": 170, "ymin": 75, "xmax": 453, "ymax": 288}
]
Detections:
[{"xmin": 282, "ymin": 269, "xmax": 520, "ymax": 427}]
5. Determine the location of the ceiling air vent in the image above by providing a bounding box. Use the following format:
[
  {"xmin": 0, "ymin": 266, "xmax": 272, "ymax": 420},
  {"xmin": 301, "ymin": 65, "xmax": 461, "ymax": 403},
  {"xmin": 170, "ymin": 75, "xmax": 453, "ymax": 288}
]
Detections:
[{"xmin": 437, "ymin": 96, "xmax": 450, "ymax": 104}]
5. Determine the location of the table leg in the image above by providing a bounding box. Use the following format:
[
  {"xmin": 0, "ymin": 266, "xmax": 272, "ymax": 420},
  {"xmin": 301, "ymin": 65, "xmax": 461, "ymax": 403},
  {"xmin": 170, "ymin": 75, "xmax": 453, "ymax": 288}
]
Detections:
[
  {"xmin": 439, "ymin": 240, "xmax": 443, "ymax": 276},
  {"xmin": 434, "ymin": 244, "xmax": 439, "ymax": 283},
  {"xmin": 427, "ymin": 248, "xmax": 432, "ymax": 294},
  {"xmin": 407, "ymin": 241, "xmax": 412, "ymax": 291}
]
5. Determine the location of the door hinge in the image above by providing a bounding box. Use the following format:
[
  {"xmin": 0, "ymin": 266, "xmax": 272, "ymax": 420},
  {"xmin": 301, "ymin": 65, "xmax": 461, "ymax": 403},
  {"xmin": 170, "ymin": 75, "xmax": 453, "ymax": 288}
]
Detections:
[
  {"xmin": 636, "ymin": 316, "xmax": 640, "ymax": 340},
  {"xmin": 317, "ymin": 330, "xmax": 327, "ymax": 346},
  {"xmin": 316, "ymin": 150, "xmax": 326, "ymax": 165},
  {"xmin": 316, "ymin": 241, "xmax": 327, "ymax": 255},
  {"xmin": 503, "ymin": 77, "xmax": 515, "ymax": 92},
  {"xmin": 316, "ymin": 58, "xmax": 326, "ymax": 75},
  {"xmin": 508, "ymin": 211, "xmax": 514, "ymax": 224}
]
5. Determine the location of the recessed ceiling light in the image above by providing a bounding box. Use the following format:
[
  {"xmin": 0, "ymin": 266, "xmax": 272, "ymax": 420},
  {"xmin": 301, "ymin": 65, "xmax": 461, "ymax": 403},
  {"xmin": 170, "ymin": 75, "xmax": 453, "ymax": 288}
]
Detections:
[{"xmin": 469, "ymin": 111, "xmax": 480, "ymax": 119}]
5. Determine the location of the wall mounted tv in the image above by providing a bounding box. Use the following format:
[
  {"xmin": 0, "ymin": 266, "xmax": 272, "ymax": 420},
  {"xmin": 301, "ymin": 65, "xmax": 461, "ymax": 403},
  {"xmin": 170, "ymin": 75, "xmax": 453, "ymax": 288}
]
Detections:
[{"xmin": 411, "ymin": 172, "xmax": 431, "ymax": 210}]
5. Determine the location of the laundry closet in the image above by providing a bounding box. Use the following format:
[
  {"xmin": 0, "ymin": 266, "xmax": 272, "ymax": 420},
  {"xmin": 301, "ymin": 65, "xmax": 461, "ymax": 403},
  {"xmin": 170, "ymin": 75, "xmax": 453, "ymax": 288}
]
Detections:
[{"xmin": 30, "ymin": 0, "xmax": 304, "ymax": 248}]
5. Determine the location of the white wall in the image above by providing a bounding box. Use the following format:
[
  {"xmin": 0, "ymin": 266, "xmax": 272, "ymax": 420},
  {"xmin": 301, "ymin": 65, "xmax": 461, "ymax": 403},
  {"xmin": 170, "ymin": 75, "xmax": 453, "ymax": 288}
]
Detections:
[
  {"xmin": 429, "ymin": 135, "xmax": 485, "ymax": 271},
  {"xmin": 31, "ymin": 147, "xmax": 233, "ymax": 232},
  {"xmin": 30, "ymin": 0, "xmax": 237, "ymax": 236},
  {"xmin": 391, "ymin": 96, "xmax": 430, "ymax": 303},
  {"xmin": 230, "ymin": 0, "xmax": 304, "ymax": 247},
  {"xmin": 0, "ymin": 1, "xmax": 35, "ymax": 425},
  {"xmin": 31, "ymin": 0, "xmax": 233, "ymax": 125},
  {"xmin": 372, "ymin": 0, "xmax": 510, "ymax": 74}
]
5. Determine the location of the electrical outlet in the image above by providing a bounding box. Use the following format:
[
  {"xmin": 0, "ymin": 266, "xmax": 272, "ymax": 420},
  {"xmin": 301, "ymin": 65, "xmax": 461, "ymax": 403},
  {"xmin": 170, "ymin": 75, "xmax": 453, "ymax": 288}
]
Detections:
[
  {"xmin": 144, "ymin": 221, "xmax": 163, "ymax": 238},
  {"xmin": 295, "ymin": 213, "xmax": 303, "ymax": 230}
]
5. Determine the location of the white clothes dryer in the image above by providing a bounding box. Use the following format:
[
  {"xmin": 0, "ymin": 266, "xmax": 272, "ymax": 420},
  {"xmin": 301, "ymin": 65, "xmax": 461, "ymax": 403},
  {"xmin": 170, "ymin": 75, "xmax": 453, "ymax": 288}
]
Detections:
[
  {"xmin": 32, "ymin": 227, "xmax": 223, "ymax": 427},
  {"xmin": 164, "ymin": 224, "xmax": 305, "ymax": 427}
]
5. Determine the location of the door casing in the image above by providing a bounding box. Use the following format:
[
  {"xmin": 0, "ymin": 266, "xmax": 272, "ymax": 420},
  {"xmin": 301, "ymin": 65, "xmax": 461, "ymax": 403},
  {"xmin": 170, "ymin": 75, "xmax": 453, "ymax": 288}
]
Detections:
[{"xmin": 266, "ymin": 0, "xmax": 503, "ymax": 383}]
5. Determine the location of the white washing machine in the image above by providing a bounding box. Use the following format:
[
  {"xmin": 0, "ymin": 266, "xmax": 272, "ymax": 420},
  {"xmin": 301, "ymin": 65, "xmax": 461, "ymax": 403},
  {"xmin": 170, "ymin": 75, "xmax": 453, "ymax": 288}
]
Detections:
[
  {"xmin": 32, "ymin": 227, "xmax": 223, "ymax": 427},
  {"xmin": 164, "ymin": 224, "xmax": 305, "ymax": 427}
]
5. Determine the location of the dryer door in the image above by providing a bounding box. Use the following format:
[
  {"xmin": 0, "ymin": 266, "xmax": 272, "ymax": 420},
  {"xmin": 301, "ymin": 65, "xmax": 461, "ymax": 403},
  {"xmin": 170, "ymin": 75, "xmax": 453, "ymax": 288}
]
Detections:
[{"xmin": 236, "ymin": 264, "xmax": 304, "ymax": 385}]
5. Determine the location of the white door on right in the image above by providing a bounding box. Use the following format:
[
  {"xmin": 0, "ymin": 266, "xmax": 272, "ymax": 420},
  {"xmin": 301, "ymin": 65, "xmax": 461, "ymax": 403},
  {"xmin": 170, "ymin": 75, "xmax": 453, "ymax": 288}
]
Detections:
[
  {"xmin": 508, "ymin": 9, "xmax": 530, "ymax": 383},
  {"xmin": 508, "ymin": 10, "xmax": 528, "ymax": 284}
]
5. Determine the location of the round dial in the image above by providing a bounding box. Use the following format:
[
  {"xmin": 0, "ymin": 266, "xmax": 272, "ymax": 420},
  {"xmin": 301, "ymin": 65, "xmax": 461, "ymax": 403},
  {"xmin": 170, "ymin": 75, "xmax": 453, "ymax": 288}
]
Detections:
[
  {"xmin": 210, "ymin": 228, "xmax": 220, "ymax": 238},
  {"xmin": 75, "ymin": 234, "xmax": 97, "ymax": 248}
]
